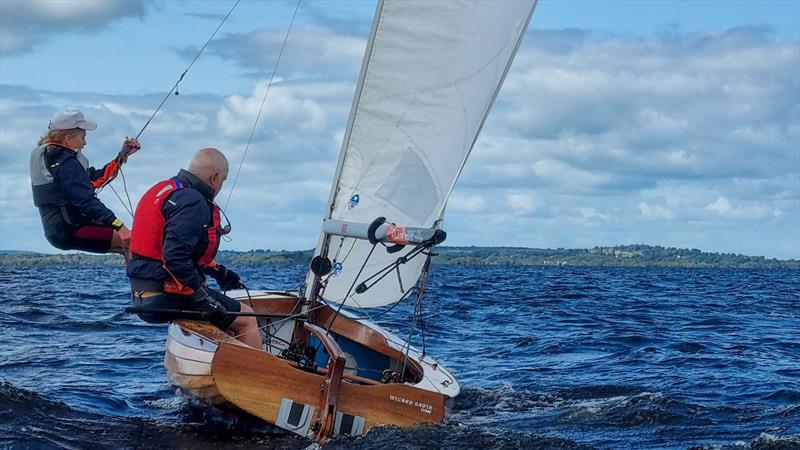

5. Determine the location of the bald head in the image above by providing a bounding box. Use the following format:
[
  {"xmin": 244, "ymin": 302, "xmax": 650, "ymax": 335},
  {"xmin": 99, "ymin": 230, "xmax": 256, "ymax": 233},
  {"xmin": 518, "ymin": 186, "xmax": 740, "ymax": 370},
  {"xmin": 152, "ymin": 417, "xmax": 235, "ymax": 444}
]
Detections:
[
  {"xmin": 187, "ymin": 148, "xmax": 229, "ymax": 197},
  {"xmin": 188, "ymin": 148, "xmax": 228, "ymax": 178}
]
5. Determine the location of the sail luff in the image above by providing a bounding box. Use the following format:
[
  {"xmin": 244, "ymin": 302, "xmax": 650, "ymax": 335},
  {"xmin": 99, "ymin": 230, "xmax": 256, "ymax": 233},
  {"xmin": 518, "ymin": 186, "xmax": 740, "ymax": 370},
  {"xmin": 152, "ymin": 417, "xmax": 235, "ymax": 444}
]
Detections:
[
  {"xmin": 436, "ymin": 0, "xmax": 539, "ymax": 221},
  {"xmin": 303, "ymin": 0, "xmax": 386, "ymax": 300},
  {"xmin": 305, "ymin": 0, "xmax": 537, "ymax": 308}
]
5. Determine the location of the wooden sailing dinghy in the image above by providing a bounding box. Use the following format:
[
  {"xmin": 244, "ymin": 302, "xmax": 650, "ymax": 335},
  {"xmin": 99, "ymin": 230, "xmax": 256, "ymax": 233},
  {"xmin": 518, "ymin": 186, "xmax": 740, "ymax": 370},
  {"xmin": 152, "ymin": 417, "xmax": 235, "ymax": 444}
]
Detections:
[{"xmin": 163, "ymin": 0, "xmax": 536, "ymax": 442}]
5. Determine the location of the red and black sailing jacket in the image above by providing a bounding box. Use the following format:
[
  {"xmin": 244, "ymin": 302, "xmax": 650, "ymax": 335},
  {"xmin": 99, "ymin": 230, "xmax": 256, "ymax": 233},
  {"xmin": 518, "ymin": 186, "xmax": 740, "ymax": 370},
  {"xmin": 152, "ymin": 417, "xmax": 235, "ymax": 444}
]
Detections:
[{"xmin": 127, "ymin": 169, "xmax": 222, "ymax": 294}]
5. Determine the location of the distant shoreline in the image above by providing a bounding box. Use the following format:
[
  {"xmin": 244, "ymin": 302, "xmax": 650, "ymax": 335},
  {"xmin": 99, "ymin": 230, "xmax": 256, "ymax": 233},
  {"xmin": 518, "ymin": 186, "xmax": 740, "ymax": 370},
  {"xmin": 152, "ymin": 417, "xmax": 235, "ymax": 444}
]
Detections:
[{"xmin": 1, "ymin": 245, "xmax": 797, "ymax": 269}]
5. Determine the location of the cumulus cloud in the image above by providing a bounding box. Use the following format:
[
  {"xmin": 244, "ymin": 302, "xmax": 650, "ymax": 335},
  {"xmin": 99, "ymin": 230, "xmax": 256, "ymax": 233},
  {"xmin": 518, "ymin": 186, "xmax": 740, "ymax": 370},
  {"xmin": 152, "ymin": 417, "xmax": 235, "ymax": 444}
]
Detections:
[
  {"xmin": 1, "ymin": 21, "xmax": 797, "ymax": 258},
  {"xmin": 447, "ymin": 25, "xmax": 798, "ymax": 258},
  {"xmin": 639, "ymin": 200, "xmax": 676, "ymax": 220},
  {"xmin": 0, "ymin": 0, "xmax": 146, "ymax": 56},
  {"xmin": 705, "ymin": 196, "xmax": 774, "ymax": 220},
  {"xmin": 447, "ymin": 193, "xmax": 487, "ymax": 214},
  {"xmin": 507, "ymin": 193, "xmax": 538, "ymax": 215},
  {"xmin": 0, "ymin": 74, "xmax": 354, "ymax": 252},
  {"xmin": 217, "ymin": 79, "xmax": 327, "ymax": 138},
  {"xmin": 491, "ymin": 26, "xmax": 799, "ymax": 184},
  {"xmin": 179, "ymin": 26, "xmax": 366, "ymax": 80},
  {"xmin": 578, "ymin": 207, "xmax": 608, "ymax": 222},
  {"xmin": 706, "ymin": 196, "xmax": 733, "ymax": 215}
]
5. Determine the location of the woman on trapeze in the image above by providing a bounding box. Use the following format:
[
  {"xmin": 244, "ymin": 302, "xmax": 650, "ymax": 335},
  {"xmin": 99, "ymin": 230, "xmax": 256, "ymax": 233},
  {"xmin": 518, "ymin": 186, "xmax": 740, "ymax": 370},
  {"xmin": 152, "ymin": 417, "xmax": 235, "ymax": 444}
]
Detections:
[{"xmin": 29, "ymin": 109, "xmax": 140, "ymax": 255}]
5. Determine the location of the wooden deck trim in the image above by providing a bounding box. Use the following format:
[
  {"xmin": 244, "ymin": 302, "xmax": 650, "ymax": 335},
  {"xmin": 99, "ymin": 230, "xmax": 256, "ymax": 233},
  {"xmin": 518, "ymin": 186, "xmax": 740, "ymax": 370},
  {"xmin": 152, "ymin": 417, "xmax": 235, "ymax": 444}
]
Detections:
[
  {"xmin": 248, "ymin": 296, "xmax": 303, "ymax": 316},
  {"xmin": 313, "ymin": 307, "xmax": 424, "ymax": 381},
  {"xmin": 238, "ymin": 296, "xmax": 425, "ymax": 382},
  {"xmin": 174, "ymin": 319, "xmax": 241, "ymax": 343}
]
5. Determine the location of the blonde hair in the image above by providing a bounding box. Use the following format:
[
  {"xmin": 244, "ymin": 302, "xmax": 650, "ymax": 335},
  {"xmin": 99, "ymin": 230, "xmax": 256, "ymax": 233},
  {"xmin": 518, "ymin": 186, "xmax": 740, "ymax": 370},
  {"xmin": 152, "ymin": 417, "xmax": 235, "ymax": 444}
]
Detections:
[{"xmin": 37, "ymin": 128, "xmax": 82, "ymax": 146}]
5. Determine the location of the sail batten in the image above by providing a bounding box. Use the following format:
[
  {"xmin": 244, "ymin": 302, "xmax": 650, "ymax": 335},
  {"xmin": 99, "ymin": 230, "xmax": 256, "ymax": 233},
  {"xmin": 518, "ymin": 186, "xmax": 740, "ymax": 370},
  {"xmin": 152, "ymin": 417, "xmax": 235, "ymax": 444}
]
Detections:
[{"xmin": 306, "ymin": 0, "xmax": 536, "ymax": 308}]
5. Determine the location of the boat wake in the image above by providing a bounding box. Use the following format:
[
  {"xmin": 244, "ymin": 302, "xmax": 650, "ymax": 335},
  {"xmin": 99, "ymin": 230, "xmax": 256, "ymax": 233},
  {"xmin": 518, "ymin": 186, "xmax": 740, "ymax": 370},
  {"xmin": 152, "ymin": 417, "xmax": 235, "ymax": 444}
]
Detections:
[
  {"xmin": 447, "ymin": 385, "xmax": 800, "ymax": 449},
  {"xmin": 0, "ymin": 382, "xmax": 299, "ymax": 449},
  {"xmin": 2, "ymin": 381, "xmax": 798, "ymax": 449},
  {"xmin": 2, "ymin": 265, "xmax": 798, "ymax": 448}
]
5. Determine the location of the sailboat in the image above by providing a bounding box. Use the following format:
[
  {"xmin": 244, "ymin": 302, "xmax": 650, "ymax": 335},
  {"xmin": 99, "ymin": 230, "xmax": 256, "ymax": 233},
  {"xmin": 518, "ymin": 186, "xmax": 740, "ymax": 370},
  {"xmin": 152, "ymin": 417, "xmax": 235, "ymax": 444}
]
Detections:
[{"xmin": 162, "ymin": 0, "xmax": 536, "ymax": 442}]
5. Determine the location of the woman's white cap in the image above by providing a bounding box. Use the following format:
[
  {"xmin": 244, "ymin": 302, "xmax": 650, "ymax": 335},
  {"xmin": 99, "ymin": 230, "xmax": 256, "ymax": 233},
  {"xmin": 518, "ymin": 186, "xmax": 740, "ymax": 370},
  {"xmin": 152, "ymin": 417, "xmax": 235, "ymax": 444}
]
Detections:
[{"xmin": 48, "ymin": 109, "xmax": 97, "ymax": 131}]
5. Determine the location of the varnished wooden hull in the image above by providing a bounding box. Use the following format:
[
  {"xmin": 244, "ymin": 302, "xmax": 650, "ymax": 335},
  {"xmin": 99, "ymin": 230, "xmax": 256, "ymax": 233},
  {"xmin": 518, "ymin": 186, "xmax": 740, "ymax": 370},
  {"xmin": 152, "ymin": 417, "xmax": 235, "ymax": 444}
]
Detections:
[{"xmin": 164, "ymin": 290, "xmax": 459, "ymax": 440}]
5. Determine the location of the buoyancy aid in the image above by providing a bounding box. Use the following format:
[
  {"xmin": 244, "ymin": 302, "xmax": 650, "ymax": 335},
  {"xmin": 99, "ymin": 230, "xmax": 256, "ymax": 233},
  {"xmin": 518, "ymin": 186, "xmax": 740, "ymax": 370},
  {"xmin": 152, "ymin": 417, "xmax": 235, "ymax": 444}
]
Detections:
[
  {"xmin": 130, "ymin": 179, "xmax": 222, "ymax": 292},
  {"xmin": 29, "ymin": 144, "xmax": 91, "ymax": 207}
]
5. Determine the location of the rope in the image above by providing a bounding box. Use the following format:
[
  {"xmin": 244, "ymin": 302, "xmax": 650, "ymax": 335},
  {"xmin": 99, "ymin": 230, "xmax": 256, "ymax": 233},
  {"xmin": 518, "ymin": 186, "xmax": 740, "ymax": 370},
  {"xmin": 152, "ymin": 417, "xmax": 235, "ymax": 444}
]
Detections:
[
  {"xmin": 108, "ymin": 184, "xmax": 134, "ymax": 218},
  {"xmin": 352, "ymin": 241, "xmax": 431, "ymax": 294},
  {"xmin": 224, "ymin": 0, "xmax": 301, "ymax": 210},
  {"xmin": 226, "ymin": 253, "xmax": 433, "ymax": 368},
  {"xmin": 226, "ymin": 299, "xmax": 330, "ymax": 344},
  {"xmin": 302, "ymin": 237, "xmax": 436, "ymax": 356},
  {"xmin": 405, "ymin": 258, "xmax": 431, "ymax": 367},
  {"xmin": 315, "ymin": 236, "xmax": 355, "ymax": 301},
  {"xmin": 322, "ymin": 244, "xmax": 377, "ymax": 334}
]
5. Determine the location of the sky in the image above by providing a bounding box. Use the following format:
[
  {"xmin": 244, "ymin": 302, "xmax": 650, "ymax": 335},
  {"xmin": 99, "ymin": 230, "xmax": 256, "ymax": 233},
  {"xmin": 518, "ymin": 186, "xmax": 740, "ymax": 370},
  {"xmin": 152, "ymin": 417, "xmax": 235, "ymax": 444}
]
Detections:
[{"xmin": 1, "ymin": 0, "xmax": 798, "ymax": 260}]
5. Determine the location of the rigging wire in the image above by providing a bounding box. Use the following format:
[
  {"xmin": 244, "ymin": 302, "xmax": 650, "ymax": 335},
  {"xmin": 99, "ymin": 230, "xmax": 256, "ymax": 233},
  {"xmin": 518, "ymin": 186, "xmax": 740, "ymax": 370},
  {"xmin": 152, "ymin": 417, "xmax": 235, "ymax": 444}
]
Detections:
[
  {"xmin": 402, "ymin": 257, "xmax": 431, "ymax": 372},
  {"xmin": 226, "ymin": 298, "xmax": 328, "ymax": 344},
  {"xmin": 315, "ymin": 237, "xmax": 355, "ymax": 301},
  {"xmin": 207, "ymin": 0, "xmax": 435, "ymax": 374},
  {"xmin": 322, "ymin": 243, "xmax": 378, "ymax": 334},
  {"xmin": 310, "ymin": 239, "xmax": 433, "ymax": 357},
  {"xmin": 224, "ymin": 0, "xmax": 301, "ymax": 211},
  {"xmin": 303, "ymin": 243, "xmax": 378, "ymax": 361},
  {"xmin": 353, "ymin": 242, "xmax": 431, "ymax": 294},
  {"xmin": 108, "ymin": 184, "xmax": 134, "ymax": 218},
  {"xmin": 97, "ymin": 0, "xmax": 242, "ymax": 215},
  {"xmin": 135, "ymin": 0, "xmax": 241, "ymax": 141}
]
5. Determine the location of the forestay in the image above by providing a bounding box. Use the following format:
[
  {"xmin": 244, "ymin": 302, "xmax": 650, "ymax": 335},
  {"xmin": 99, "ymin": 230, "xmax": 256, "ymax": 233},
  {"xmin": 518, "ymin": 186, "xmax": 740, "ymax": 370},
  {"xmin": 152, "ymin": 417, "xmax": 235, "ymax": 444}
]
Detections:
[{"xmin": 307, "ymin": 0, "xmax": 536, "ymax": 308}]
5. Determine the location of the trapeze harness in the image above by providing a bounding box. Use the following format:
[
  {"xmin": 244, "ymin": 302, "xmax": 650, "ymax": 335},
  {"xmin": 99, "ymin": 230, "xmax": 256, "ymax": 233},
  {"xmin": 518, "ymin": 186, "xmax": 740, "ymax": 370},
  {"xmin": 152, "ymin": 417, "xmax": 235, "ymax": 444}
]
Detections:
[{"xmin": 130, "ymin": 179, "xmax": 222, "ymax": 295}]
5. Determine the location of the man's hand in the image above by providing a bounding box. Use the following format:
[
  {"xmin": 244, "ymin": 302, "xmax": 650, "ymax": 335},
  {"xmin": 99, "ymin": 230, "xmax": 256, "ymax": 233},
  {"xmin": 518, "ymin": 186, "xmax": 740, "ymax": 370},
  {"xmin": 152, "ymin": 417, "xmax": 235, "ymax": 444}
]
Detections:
[
  {"xmin": 207, "ymin": 264, "xmax": 245, "ymax": 291},
  {"xmin": 191, "ymin": 287, "xmax": 229, "ymax": 324}
]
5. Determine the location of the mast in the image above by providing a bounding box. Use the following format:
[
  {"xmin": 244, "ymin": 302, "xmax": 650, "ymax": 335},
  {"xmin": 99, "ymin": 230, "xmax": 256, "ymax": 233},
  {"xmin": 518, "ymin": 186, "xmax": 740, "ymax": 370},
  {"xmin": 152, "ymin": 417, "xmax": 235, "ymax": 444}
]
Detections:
[
  {"xmin": 303, "ymin": 0, "xmax": 386, "ymax": 311},
  {"xmin": 303, "ymin": 0, "xmax": 537, "ymax": 309}
]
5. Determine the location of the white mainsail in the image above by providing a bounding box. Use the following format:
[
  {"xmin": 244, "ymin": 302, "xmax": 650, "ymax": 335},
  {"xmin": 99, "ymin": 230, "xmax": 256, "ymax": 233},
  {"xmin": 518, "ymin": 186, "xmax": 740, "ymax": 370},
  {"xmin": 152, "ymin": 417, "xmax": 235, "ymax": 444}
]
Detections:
[{"xmin": 306, "ymin": 0, "xmax": 536, "ymax": 308}]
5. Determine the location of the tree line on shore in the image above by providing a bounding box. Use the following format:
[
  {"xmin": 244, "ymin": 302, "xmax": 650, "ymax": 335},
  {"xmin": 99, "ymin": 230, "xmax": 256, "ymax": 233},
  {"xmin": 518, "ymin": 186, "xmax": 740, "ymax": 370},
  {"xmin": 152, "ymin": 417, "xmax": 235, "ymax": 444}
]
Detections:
[{"xmin": 1, "ymin": 245, "xmax": 796, "ymax": 269}]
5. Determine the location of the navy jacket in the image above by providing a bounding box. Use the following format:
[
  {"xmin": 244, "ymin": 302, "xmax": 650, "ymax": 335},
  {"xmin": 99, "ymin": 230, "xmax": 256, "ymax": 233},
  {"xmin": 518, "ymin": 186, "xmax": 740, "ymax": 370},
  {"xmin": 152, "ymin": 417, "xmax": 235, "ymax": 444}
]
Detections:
[
  {"xmin": 47, "ymin": 146, "xmax": 117, "ymax": 226},
  {"xmin": 126, "ymin": 170, "xmax": 218, "ymax": 291}
]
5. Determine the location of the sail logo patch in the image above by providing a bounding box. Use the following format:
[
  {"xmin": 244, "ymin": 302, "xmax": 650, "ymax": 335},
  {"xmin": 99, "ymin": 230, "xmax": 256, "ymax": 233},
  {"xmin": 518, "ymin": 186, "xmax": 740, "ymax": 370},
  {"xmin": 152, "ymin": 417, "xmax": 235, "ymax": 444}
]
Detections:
[
  {"xmin": 348, "ymin": 194, "xmax": 360, "ymax": 210},
  {"xmin": 331, "ymin": 261, "xmax": 343, "ymax": 277}
]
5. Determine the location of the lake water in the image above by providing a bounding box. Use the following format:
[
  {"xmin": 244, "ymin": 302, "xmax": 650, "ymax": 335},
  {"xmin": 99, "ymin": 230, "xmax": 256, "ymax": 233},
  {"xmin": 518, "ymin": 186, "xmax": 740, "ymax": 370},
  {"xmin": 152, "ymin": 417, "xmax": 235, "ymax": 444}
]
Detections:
[{"xmin": 1, "ymin": 264, "xmax": 798, "ymax": 449}]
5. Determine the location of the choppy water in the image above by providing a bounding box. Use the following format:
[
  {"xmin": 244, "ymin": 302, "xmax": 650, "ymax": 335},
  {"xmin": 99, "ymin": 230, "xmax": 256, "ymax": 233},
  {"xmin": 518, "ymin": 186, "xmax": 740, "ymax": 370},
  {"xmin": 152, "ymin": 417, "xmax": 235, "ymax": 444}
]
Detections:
[{"xmin": 0, "ymin": 264, "xmax": 798, "ymax": 449}]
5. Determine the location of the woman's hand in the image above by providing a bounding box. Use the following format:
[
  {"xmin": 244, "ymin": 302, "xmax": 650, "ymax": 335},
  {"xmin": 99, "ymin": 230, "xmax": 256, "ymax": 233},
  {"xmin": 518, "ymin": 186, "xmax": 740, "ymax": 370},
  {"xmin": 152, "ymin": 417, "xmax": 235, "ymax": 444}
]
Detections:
[
  {"xmin": 117, "ymin": 225, "xmax": 132, "ymax": 245},
  {"xmin": 118, "ymin": 137, "xmax": 141, "ymax": 163}
]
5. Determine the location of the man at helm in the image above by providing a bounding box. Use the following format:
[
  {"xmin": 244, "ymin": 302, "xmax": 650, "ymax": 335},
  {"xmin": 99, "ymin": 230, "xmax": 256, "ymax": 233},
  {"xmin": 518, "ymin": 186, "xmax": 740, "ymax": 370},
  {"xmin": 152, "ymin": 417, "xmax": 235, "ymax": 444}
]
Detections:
[{"xmin": 126, "ymin": 148, "xmax": 261, "ymax": 348}]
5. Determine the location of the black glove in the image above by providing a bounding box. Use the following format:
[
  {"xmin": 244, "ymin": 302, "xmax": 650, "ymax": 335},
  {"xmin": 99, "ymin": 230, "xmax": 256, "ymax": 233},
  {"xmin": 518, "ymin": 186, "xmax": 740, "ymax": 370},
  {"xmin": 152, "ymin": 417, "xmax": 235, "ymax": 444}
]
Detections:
[
  {"xmin": 192, "ymin": 287, "xmax": 229, "ymax": 324},
  {"xmin": 206, "ymin": 264, "xmax": 245, "ymax": 291}
]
